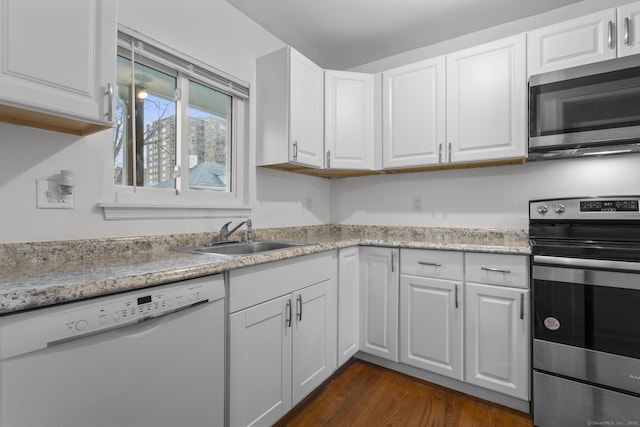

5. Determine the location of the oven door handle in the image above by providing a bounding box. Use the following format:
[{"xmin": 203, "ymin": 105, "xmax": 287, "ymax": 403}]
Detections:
[{"xmin": 533, "ymin": 255, "xmax": 640, "ymax": 272}]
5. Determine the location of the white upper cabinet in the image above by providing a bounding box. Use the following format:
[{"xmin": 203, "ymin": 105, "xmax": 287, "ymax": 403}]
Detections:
[
  {"xmin": 324, "ymin": 70, "xmax": 374, "ymax": 170},
  {"xmin": 0, "ymin": 0, "xmax": 117, "ymax": 135},
  {"xmin": 528, "ymin": 8, "xmax": 627, "ymax": 75},
  {"xmin": 528, "ymin": 9, "xmax": 616, "ymax": 75},
  {"xmin": 382, "ymin": 56, "xmax": 445, "ymax": 169},
  {"xmin": 257, "ymin": 46, "xmax": 324, "ymax": 168},
  {"xmin": 446, "ymin": 34, "xmax": 527, "ymax": 164},
  {"xmin": 618, "ymin": 1, "xmax": 640, "ymax": 57}
]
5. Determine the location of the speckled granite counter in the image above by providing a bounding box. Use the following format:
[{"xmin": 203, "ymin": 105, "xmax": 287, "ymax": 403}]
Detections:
[{"xmin": 0, "ymin": 225, "xmax": 530, "ymax": 315}]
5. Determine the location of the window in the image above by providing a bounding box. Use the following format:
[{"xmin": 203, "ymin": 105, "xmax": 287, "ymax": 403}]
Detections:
[{"xmin": 108, "ymin": 26, "xmax": 249, "ymax": 219}]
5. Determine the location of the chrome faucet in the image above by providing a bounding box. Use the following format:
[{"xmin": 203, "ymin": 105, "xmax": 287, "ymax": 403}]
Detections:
[{"xmin": 219, "ymin": 219, "xmax": 253, "ymax": 242}]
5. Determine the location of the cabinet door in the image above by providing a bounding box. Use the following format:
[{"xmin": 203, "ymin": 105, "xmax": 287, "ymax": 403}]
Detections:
[
  {"xmin": 360, "ymin": 247, "xmax": 399, "ymax": 362},
  {"xmin": 382, "ymin": 56, "xmax": 445, "ymax": 169},
  {"xmin": 528, "ymin": 9, "xmax": 616, "ymax": 75},
  {"xmin": 446, "ymin": 34, "xmax": 527, "ymax": 164},
  {"xmin": 325, "ymin": 70, "xmax": 374, "ymax": 170},
  {"xmin": 465, "ymin": 283, "xmax": 529, "ymax": 400},
  {"xmin": 289, "ymin": 48, "xmax": 324, "ymax": 168},
  {"xmin": 229, "ymin": 296, "xmax": 292, "ymax": 427},
  {"xmin": 618, "ymin": 2, "xmax": 640, "ymax": 57},
  {"xmin": 292, "ymin": 279, "xmax": 337, "ymax": 405},
  {"xmin": 338, "ymin": 247, "xmax": 360, "ymax": 366},
  {"xmin": 0, "ymin": 0, "xmax": 116, "ymax": 127},
  {"xmin": 400, "ymin": 275, "xmax": 463, "ymax": 380}
]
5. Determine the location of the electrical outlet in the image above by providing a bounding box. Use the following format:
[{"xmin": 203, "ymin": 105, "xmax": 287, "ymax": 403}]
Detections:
[
  {"xmin": 36, "ymin": 179, "xmax": 75, "ymax": 209},
  {"xmin": 412, "ymin": 196, "xmax": 423, "ymax": 212}
]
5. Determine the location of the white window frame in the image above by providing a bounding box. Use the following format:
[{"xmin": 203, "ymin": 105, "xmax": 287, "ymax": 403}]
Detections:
[{"xmin": 100, "ymin": 25, "xmax": 250, "ymax": 220}]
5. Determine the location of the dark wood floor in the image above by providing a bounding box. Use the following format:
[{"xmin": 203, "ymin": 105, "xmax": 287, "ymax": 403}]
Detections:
[{"xmin": 275, "ymin": 359, "xmax": 534, "ymax": 427}]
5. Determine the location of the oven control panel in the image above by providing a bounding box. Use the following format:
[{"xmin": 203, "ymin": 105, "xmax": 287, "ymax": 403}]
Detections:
[
  {"xmin": 45, "ymin": 275, "xmax": 224, "ymax": 344},
  {"xmin": 531, "ymin": 197, "xmax": 640, "ymax": 220},
  {"xmin": 580, "ymin": 200, "xmax": 638, "ymax": 212}
]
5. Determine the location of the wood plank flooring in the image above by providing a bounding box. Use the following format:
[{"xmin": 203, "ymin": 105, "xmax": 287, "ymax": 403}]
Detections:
[{"xmin": 275, "ymin": 359, "xmax": 534, "ymax": 427}]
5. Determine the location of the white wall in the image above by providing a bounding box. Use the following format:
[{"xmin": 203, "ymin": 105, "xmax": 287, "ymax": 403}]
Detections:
[
  {"xmin": 0, "ymin": 0, "xmax": 331, "ymax": 244},
  {"xmin": 330, "ymin": 155, "xmax": 640, "ymax": 229},
  {"xmin": 332, "ymin": 0, "xmax": 640, "ymax": 230}
]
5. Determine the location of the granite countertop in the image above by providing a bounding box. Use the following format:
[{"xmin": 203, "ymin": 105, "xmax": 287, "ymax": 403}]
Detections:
[{"xmin": 0, "ymin": 225, "xmax": 530, "ymax": 315}]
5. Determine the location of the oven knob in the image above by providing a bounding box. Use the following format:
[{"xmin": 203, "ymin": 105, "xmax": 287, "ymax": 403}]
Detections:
[
  {"xmin": 537, "ymin": 205, "xmax": 548, "ymax": 214},
  {"xmin": 554, "ymin": 204, "xmax": 566, "ymax": 214}
]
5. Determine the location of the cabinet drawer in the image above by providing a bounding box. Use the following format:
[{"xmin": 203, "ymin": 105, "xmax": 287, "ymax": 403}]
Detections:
[
  {"xmin": 465, "ymin": 253, "xmax": 529, "ymax": 289},
  {"xmin": 401, "ymin": 249, "xmax": 463, "ymax": 281},
  {"xmin": 229, "ymin": 251, "xmax": 336, "ymax": 313}
]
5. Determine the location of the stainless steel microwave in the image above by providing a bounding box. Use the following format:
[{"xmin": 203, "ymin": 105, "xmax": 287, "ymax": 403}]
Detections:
[{"xmin": 528, "ymin": 54, "xmax": 640, "ymax": 161}]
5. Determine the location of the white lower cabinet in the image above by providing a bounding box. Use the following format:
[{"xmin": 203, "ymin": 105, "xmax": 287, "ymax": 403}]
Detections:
[
  {"xmin": 465, "ymin": 283, "xmax": 529, "ymax": 400},
  {"xmin": 338, "ymin": 247, "xmax": 360, "ymax": 366},
  {"xmin": 464, "ymin": 252, "xmax": 530, "ymax": 400},
  {"xmin": 230, "ymin": 295, "xmax": 291, "ymax": 427},
  {"xmin": 229, "ymin": 253, "xmax": 337, "ymax": 427},
  {"xmin": 359, "ymin": 247, "xmax": 399, "ymax": 362},
  {"xmin": 395, "ymin": 249, "xmax": 530, "ymax": 403},
  {"xmin": 400, "ymin": 275, "xmax": 463, "ymax": 380},
  {"xmin": 399, "ymin": 249, "xmax": 464, "ymax": 380}
]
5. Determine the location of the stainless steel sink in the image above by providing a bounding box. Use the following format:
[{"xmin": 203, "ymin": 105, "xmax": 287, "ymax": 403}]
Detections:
[{"xmin": 175, "ymin": 240, "xmax": 310, "ymax": 256}]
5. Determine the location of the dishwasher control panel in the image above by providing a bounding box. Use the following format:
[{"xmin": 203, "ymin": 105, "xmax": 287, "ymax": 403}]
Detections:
[{"xmin": 45, "ymin": 276, "xmax": 224, "ymax": 344}]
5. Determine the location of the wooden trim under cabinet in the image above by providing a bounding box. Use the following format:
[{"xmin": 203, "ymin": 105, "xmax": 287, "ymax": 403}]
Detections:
[
  {"xmin": 261, "ymin": 158, "xmax": 525, "ymax": 178},
  {"xmin": 0, "ymin": 105, "xmax": 110, "ymax": 136}
]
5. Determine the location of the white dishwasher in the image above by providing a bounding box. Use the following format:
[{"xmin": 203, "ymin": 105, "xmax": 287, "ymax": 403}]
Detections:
[{"xmin": 0, "ymin": 274, "xmax": 225, "ymax": 427}]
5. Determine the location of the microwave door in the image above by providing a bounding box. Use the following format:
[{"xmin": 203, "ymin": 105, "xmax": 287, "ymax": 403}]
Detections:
[{"xmin": 529, "ymin": 57, "xmax": 640, "ymax": 153}]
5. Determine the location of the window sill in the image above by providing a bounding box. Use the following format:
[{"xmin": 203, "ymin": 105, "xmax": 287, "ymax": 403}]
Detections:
[{"xmin": 98, "ymin": 203, "xmax": 251, "ymax": 221}]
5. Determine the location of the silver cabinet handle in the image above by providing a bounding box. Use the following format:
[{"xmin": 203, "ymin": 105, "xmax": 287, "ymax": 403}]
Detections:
[
  {"xmin": 438, "ymin": 144, "xmax": 442, "ymax": 164},
  {"xmin": 481, "ymin": 266, "xmax": 511, "ymax": 274},
  {"xmin": 455, "ymin": 284, "xmax": 459, "ymax": 309},
  {"xmin": 326, "ymin": 150, "xmax": 331, "ymax": 168},
  {"xmin": 105, "ymin": 83, "xmax": 114, "ymax": 122},
  {"xmin": 608, "ymin": 20, "xmax": 614, "ymax": 49},
  {"xmin": 296, "ymin": 295, "xmax": 302, "ymax": 321},
  {"xmin": 625, "ymin": 17, "xmax": 630, "ymax": 45},
  {"xmin": 286, "ymin": 299, "xmax": 292, "ymax": 327},
  {"xmin": 292, "ymin": 141, "xmax": 298, "ymax": 160},
  {"xmin": 520, "ymin": 293, "xmax": 524, "ymax": 320},
  {"xmin": 418, "ymin": 261, "xmax": 442, "ymax": 267},
  {"xmin": 391, "ymin": 251, "xmax": 395, "ymax": 272},
  {"xmin": 448, "ymin": 142, "xmax": 452, "ymax": 163}
]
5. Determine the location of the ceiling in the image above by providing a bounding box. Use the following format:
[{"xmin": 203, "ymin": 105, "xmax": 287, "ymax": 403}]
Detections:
[{"xmin": 227, "ymin": 0, "xmax": 585, "ymax": 69}]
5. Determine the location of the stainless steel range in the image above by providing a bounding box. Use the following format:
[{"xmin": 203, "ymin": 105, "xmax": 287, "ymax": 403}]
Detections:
[{"xmin": 530, "ymin": 196, "xmax": 640, "ymax": 427}]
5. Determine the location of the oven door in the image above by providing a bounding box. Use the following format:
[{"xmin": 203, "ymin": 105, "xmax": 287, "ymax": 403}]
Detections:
[{"xmin": 533, "ymin": 255, "xmax": 640, "ymax": 395}]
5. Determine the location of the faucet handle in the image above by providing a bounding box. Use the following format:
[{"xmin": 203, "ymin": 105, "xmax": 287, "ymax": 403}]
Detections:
[{"xmin": 219, "ymin": 221, "xmax": 232, "ymax": 241}]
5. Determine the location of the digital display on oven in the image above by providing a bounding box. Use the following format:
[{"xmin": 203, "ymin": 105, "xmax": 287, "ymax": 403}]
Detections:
[
  {"xmin": 137, "ymin": 295, "xmax": 152, "ymax": 305},
  {"xmin": 580, "ymin": 200, "xmax": 639, "ymax": 212}
]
